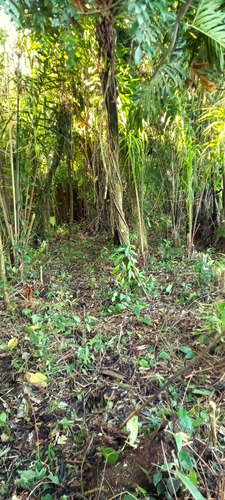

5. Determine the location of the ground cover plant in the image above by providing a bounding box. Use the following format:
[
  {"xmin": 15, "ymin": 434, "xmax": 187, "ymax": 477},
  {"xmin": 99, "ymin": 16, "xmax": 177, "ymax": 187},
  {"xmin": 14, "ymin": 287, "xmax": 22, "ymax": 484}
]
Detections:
[
  {"xmin": 1, "ymin": 234, "xmax": 225, "ymax": 499},
  {"xmin": 1, "ymin": 1, "xmax": 225, "ymax": 498}
]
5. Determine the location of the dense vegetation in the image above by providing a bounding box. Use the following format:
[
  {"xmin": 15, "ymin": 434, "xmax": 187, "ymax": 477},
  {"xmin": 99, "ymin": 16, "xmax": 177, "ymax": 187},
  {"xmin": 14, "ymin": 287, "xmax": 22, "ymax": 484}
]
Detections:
[{"xmin": 1, "ymin": 1, "xmax": 225, "ymax": 499}]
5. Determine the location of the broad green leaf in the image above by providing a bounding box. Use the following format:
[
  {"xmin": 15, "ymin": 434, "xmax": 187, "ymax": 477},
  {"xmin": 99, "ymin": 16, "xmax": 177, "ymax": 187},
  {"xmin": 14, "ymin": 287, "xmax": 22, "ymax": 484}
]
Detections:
[
  {"xmin": 0, "ymin": 413, "xmax": 7, "ymax": 425},
  {"xmin": 49, "ymin": 216, "xmax": 56, "ymax": 226},
  {"xmin": 174, "ymin": 470, "xmax": 206, "ymax": 500},
  {"xmin": 132, "ymin": 304, "xmax": 142, "ymax": 317},
  {"xmin": 73, "ymin": 315, "xmax": 81, "ymax": 323},
  {"xmin": 178, "ymin": 409, "xmax": 193, "ymax": 434},
  {"xmin": 158, "ymin": 351, "xmax": 171, "ymax": 360},
  {"xmin": 179, "ymin": 346, "xmax": 195, "ymax": 359},
  {"xmin": 157, "ymin": 480, "xmax": 165, "ymax": 495},
  {"xmin": 153, "ymin": 471, "xmax": 162, "ymax": 486},
  {"xmin": 101, "ymin": 447, "xmax": 120, "ymax": 465},
  {"xmin": 178, "ymin": 449, "xmax": 193, "ymax": 471},
  {"xmin": 139, "ymin": 359, "xmax": 149, "ymax": 367},
  {"xmin": 48, "ymin": 474, "xmax": 60, "ymax": 484}
]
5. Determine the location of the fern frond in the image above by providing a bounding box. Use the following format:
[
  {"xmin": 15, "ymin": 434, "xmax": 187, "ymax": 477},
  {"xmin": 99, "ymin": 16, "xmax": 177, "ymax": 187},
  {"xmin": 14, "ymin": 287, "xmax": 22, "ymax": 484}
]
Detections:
[{"xmin": 191, "ymin": 0, "xmax": 225, "ymax": 48}]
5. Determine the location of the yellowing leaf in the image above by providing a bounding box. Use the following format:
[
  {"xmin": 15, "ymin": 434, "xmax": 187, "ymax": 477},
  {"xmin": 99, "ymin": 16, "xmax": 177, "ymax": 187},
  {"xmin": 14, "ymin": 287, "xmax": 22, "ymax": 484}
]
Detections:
[
  {"xmin": 25, "ymin": 325, "xmax": 39, "ymax": 333},
  {"xmin": 1, "ymin": 432, "xmax": 10, "ymax": 442},
  {"xmin": 25, "ymin": 372, "xmax": 48, "ymax": 388},
  {"xmin": 8, "ymin": 338, "xmax": 18, "ymax": 350},
  {"xmin": 126, "ymin": 415, "xmax": 139, "ymax": 447}
]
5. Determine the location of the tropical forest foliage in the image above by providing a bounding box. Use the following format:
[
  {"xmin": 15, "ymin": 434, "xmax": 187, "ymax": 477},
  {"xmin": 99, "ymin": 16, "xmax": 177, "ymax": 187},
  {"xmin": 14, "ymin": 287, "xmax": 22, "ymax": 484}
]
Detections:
[{"xmin": 1, "ymin": 1, "xmax": 225, "ymax": 499}]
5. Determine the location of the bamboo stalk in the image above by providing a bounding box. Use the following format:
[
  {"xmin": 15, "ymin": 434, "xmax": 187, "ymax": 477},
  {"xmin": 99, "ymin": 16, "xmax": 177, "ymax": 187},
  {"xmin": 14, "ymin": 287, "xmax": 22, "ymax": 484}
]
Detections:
[
  {"xmin": 26, "ymin": 163, "xmax": 38, "ymax": 227},
  {"xmin": 0, "ymin": 187, "xmax": 13, "ymax": 244},
  {"xmin": 0, "ymin": 231, "xmax": 10, "ymax": 309},
  {"xmin": 24, "ymin": 213, "xmax": 35, "ymax": 248},
  {"xmin": 7, "ymin": 75, "xmax": 17, "ymax": 240}
]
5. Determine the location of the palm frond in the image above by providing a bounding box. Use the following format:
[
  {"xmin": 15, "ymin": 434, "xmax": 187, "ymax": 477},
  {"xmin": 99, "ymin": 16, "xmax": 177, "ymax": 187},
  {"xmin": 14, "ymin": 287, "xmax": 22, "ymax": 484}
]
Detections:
[
  {"xmin": 129, "ymin": 57, "xmax": 187, "ymax": 126},
  {"xmin": 191, "ymin": 0, "xmax": 225, "ymax": 48}
]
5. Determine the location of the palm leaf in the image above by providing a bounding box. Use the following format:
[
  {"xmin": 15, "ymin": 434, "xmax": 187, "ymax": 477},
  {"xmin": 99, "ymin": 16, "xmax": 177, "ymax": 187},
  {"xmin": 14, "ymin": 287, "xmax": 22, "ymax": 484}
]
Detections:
[{"xmin": 190, "ymin": 0, "xmax": 225, "ymax": 48}]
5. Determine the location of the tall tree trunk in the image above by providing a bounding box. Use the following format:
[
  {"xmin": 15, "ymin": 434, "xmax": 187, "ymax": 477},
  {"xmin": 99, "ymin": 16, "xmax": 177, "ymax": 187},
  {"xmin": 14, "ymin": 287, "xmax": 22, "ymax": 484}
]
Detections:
[
  {"xmin": 96, "ymin": 14, "xmax": 130, "ymax": 246},
  {"xmin": 41, "ymin": 104, "xmax": 69, "ymax": 234}
]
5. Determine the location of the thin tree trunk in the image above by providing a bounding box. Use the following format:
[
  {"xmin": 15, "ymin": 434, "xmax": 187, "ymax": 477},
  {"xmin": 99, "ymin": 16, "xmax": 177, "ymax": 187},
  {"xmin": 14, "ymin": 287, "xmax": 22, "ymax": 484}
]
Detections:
[
  {"xmin": 67, "ymin": 113, "xmax": 74, "ymax": 239},
  {"xmin": 7, "ymin": 75, "xmax": 17, "ymax": 240},
  {"xmin": 0, "ymin": 232, "xmax": 10, "ymax": 309},
  {"xmin": 96, "ymin": 15, "xmax": 130, "ymax": 246},
  {"xmin": 0, "ymin": 158, "xmax": 10, "ymax": 222},
  {"xmin": 16, "ymin": 65, "xmax": 21, "ymax": 237}
]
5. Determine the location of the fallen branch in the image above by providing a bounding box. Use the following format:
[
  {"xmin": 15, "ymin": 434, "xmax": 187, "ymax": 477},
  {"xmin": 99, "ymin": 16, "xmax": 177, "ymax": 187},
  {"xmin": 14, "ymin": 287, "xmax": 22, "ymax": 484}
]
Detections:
[{"xmin": 120, "ymin": 328, "xmax": 225, "ymax": 429}]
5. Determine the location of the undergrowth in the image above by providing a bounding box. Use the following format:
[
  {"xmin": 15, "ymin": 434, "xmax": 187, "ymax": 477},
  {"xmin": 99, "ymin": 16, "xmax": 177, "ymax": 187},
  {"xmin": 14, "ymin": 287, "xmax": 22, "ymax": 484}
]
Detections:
[{"xmin": 0, "ymin": 236, "xmax": 225, "ymax": 500}]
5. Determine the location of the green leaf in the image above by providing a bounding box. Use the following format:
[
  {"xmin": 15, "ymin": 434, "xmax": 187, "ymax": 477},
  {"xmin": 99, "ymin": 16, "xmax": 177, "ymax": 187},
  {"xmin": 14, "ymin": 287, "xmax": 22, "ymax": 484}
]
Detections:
[
  {"xmin": 188, "ymin": 470, "xmax": 198, "ymax": 485},
  {"xmin": 0, "ymin": 446, "xmax": 10, "ymax": 458},
  {"xmin": 158, "ymin": 351, "xmax": 171, "ymax": 360},
  {"xmin": 191, "ymin": 0, "xmax": 225, "ymax": 48},
  {"xmin": 179, "ymin": 346, "xmax": 195, "ymax": 359},
  {"xmin": 41, "ymin": 494, "xmax": 54, "ymax": 500},
  {"xmin": 178, "ymin": 449, "xmax": 193, "ymax": 471},
  {"xmin": 178, "ymin": 409, "xmax": 193, "ymax": 434},
  {"xmin": 0, "ymin": 412, "xmax": 7, "ymax": 425},
  {"xmin": 134, "ymin": 46, "xmax": 143, "ymax": 65},
  {"xmin": 174, "ymin": 470, "xmax": 206, "ymax": 500},
  {"xmin": 139, "ymin": 359, "xmax": 149, "ymax": 367},
  {"xmin": 175, "ymin": 433, "xmax": 183, "ymax": 452},
  {"xmin": 31, "ymin": 313, "xmax": 44, "ymax": 326},
  {"xmin": 73, "ymin": 315, "xmax": 81, "ymax": 323},
  {"xmin": 48, "ymin": 474, "xmax": 60, "ymax": 485},
  {"xmin": 49, "ymin": 216, "xmax": 56, "ymax": 226},
  {"xmin": 192, "ymin": 389, "xmax": 211, "ymax": 396},
  {"xmin": 126, "ymin": 416, "xmax": 139, "ymax": 447},
  {"xmin": 138, "ymin": 317, "xmax": 152, "ymax": 325},
  {"xmin": 112, "ymin": 265, "xmax": 120, "ymax": 274},
  {"xmin": 192, "ymin": 417, "xmax": 204, "ymax": 428},
  {"xmin": 122, "ymin": 494, "xmax": 138, "ymax": 500},
  {"xmin": 153, "ymin": 471, "xmax": 162, "ymax": 486},
  {"xmin": 18, "ymin": 469, "xmax": 37, "ymax": 488},
  {"xmin": 132, "ymin": 304, "xmax": 142, "ymax": 317},
  {"xmin": 101, "ymin": 447, "xmax": 120, "ymax": 465},
  {"xmin": 114, "ymin": 303, "xmax": 125, "ymax": 314},
  {"xmin": 157, "ymin": 480, "xmax": 165, "ymax": 495}
]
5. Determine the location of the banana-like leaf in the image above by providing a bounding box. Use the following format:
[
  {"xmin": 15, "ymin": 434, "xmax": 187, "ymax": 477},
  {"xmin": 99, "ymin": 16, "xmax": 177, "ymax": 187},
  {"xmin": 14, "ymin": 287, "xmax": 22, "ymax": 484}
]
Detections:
[{"xmin": 191, "ymin": 0, "xmax": 225, "ymax": 48}]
